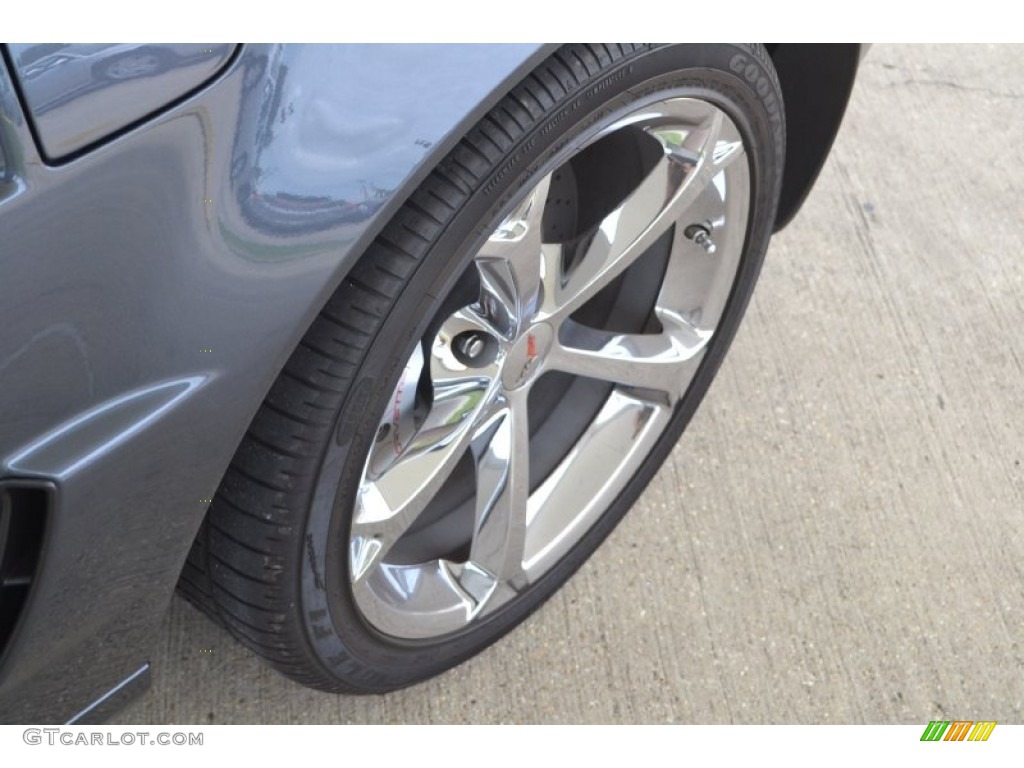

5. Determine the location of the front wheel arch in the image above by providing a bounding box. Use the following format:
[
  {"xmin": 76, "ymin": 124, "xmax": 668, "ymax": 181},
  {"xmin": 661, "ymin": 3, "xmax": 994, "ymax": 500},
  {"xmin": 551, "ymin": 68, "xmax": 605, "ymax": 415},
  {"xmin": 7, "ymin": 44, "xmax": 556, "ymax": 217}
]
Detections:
[{"xmin": 767, "ymin": 43, "xmax": 863, "ymax": 230}]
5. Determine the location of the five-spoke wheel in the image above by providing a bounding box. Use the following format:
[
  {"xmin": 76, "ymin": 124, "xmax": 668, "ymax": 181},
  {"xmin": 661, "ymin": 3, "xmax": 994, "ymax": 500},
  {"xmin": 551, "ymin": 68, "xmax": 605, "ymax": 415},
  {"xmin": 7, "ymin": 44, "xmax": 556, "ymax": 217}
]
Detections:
[{"xmin": 351, "ymin": 97, "xmax": 751, "ymax": 639}]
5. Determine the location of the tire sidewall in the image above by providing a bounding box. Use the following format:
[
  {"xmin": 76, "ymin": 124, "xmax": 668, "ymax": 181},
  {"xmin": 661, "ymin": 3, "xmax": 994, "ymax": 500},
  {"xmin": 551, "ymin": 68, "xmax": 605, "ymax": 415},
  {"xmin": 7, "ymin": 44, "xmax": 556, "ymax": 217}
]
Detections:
[{"xmin": 300, "ymin": 44, "xmax": 784, "ymax": 690}]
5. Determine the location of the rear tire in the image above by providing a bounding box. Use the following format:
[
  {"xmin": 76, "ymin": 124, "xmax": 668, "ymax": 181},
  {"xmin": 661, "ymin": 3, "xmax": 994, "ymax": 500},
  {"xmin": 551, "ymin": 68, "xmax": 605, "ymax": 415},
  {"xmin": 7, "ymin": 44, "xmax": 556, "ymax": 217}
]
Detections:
[{"xmin": 180, "ymin": 43, "xmax": 785, "ymax": 692}]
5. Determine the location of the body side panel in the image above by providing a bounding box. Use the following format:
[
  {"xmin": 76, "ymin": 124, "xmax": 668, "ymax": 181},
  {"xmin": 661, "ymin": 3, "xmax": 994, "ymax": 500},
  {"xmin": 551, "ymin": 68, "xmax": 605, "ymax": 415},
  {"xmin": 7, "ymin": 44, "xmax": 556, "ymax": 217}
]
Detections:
[
  {"xmin": 0, "ymin": 43, "xmax": 548, "ymax": 723},
  {"xmin": 5, "ymin": 43, "xmax": 238, "ymax": 161}
]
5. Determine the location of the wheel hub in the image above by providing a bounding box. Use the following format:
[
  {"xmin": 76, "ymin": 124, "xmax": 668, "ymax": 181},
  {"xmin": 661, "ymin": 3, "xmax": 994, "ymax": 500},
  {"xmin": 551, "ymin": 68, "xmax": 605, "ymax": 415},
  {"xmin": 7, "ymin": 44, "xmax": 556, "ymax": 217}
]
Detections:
[{"xmin": 502, "ymin": 323, "xmax": 553, "ymax": 390}]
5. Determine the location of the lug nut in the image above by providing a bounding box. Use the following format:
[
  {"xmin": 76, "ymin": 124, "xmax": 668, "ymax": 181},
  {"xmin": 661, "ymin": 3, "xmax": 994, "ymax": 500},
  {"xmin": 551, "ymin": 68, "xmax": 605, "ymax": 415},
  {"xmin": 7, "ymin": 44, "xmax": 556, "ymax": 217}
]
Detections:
[
  {"xmin": 684, "ymin": 224, "xmax": 717, "ymax": 254},
  {"xmin": 453, "ymin": 331, "xmax": 496, "ymax": 366},
  {"xmin": 457, "ymin": 333, "xmax": 486, "ymax": 359}
]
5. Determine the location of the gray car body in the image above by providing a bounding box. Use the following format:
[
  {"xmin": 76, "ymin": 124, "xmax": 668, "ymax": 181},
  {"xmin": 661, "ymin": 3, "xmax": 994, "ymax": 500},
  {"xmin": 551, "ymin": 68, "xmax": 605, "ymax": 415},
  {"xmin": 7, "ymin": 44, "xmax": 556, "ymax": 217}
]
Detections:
[{"xmin": 0, "ymin": 43, "xmax": 862, "ymax": 723}]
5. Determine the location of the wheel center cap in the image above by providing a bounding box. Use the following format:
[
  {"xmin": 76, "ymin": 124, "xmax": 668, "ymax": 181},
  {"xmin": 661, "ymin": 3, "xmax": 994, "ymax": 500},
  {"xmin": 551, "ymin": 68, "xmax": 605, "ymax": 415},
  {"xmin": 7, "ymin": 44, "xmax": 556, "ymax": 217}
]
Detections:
[{"xmin": 502, "ymin": 323, "xmax": 553, "ymax": 390}]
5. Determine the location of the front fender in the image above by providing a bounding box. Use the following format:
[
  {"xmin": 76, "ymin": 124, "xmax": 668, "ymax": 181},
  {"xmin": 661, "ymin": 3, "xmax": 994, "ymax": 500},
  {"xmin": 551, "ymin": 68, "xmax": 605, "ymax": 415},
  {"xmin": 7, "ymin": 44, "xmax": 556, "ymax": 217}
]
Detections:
[{"xmin": 0, "ymin": 43, "xmax": 550, "ymax": 723}]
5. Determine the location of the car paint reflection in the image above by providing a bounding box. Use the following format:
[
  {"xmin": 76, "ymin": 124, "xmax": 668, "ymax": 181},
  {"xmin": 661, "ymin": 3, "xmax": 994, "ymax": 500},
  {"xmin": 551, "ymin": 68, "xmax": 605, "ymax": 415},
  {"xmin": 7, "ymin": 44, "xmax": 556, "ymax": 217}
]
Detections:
[
  {"xmin": 7, "ymin": 43, "xmax": 236, "ymax": 159},
  {"xmin": 224, "ymin": 45, "xmax": 540, "ymax": 240}
]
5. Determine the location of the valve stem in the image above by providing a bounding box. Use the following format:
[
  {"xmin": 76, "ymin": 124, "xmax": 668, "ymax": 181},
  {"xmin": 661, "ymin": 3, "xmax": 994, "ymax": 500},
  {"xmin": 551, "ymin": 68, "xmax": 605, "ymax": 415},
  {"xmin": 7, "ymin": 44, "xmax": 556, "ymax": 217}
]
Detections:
[{"xmin": 684, "ymin": 224, "xmax": 717, "ymax": 254}]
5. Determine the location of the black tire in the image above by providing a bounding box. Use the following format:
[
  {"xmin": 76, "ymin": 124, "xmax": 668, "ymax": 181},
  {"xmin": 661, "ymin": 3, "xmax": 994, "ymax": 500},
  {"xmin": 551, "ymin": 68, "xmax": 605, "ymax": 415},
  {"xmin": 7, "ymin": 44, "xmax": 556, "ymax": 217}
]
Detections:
[{"xmin": 180, "ymin": 43, "xmax": 785, "ymax": 692}]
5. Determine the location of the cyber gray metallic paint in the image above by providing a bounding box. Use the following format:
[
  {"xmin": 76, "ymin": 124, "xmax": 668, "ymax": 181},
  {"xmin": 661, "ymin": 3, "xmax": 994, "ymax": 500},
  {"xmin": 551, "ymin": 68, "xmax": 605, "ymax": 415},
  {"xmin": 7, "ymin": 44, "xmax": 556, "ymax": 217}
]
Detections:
[
  {"xmin": 0, "ymin": 42, "xmax": 549, "ymax": 723},
  {"xmin": 7, "ymin": 43, "xmax": 238, "ymax": 161}
]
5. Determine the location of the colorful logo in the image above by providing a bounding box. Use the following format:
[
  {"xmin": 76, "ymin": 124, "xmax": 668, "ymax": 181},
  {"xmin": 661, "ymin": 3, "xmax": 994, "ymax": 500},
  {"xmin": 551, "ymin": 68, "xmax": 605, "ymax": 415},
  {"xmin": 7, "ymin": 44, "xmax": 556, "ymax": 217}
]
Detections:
[{"xmin": 920, "ymin": 721, "xmax": 996, "ymax": 741}]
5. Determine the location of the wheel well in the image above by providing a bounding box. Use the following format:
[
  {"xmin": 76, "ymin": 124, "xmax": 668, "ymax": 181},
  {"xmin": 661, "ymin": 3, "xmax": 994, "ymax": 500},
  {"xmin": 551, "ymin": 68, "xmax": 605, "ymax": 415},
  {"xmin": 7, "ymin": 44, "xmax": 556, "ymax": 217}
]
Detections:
[{"xmin": 767, "ymin": 43, "xmax": 863, "ymax": 230}]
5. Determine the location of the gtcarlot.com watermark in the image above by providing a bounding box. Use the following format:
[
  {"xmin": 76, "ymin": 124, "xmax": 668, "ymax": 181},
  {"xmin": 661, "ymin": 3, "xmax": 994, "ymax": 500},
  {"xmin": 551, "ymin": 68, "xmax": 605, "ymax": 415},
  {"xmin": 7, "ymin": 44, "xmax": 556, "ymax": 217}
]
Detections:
[{"xmin": 23, "ymin": 729, "xmax": 203, "ymax": 746}]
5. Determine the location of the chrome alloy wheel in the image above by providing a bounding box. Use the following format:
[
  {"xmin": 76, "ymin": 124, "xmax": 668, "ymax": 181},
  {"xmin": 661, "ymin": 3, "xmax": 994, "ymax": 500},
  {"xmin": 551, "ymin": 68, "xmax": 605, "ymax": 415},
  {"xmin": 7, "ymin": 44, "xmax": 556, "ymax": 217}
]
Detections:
[{"xmin": 349, "ymin": 96, "xmax": 751, "ymax": 640}]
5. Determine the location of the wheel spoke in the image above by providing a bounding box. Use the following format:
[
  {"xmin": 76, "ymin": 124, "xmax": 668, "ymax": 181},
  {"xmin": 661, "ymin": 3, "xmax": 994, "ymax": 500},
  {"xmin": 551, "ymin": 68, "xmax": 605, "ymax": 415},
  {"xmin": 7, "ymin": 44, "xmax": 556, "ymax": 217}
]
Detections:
[
  {"xmin": 468, "ymin": 388, "xmax": 530, "ymax": 584},
  {"xmin": 551, "ymin": 134, "xmax": 717, "ymax": 320},
  {"xmin": 657, "ymin": 143, "xmax": 750, "ymax": 327},
  {"xmin": 350, "ymin": 312, "xmax": 500, "ymax": 582},
  {"xmin": 350, "ymin": 419, "xmax": 471, "ymax": 581},
  {"xmin": 549, "ymin": 318, "xmax": 708, "ymax": 403},
  {"xmin": 711, "ymin": 112, "xmax": 745, "ymax": 169},
  {"xmin": 475, "ymin": 172, "xmax": 554, "ymax": 335}
]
